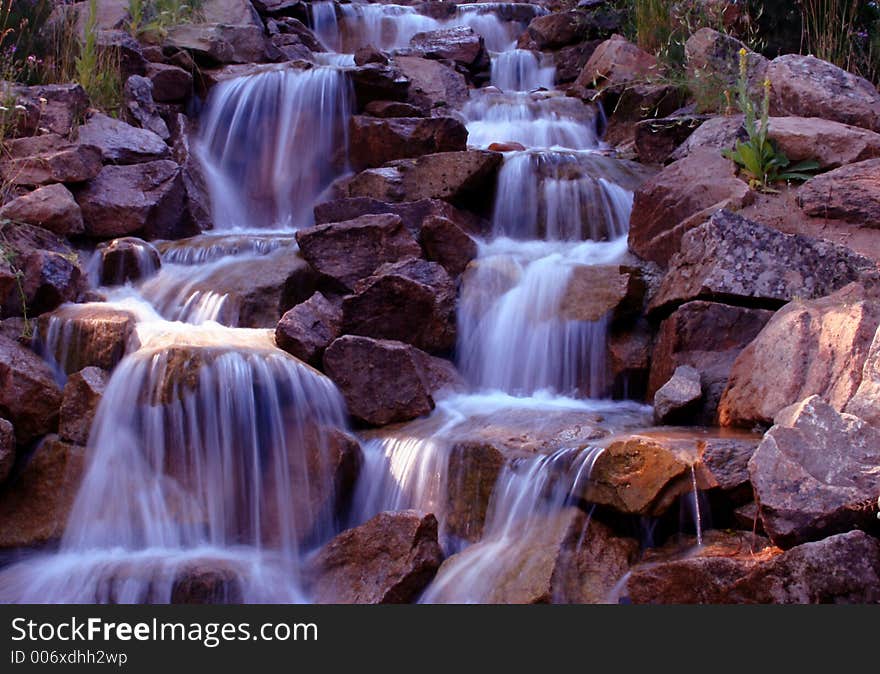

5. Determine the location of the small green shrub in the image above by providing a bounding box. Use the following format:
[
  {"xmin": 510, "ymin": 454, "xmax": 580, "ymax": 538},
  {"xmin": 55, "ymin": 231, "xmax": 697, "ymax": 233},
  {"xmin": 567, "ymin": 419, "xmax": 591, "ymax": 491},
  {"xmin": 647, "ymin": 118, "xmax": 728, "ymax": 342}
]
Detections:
[
  {"xmin": 127, "ymin": 0, "xmax": 203, "ymax": 38},
  {"xmin": 722, "ymin": 48, "xmax": 819, "ymax": 191},
  {"xmin": 75, "ymin": 0, "xmax": 123, "ymax": 114}
]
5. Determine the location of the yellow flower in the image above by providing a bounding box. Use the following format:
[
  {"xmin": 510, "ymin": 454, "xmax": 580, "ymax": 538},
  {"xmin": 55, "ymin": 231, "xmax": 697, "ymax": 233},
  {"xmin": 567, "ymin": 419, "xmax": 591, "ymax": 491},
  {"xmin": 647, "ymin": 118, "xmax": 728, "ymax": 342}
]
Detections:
[{"xmin": 739, "ymin": 47, "xmax": 747, "ymax": 56}]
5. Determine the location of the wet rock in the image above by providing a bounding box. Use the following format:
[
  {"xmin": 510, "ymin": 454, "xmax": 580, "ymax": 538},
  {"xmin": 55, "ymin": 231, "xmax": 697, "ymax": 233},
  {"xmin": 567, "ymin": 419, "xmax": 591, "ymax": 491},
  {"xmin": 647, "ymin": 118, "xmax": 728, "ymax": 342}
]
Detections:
[
  {"xmin": 0, "ymin": 135, "xmax": 103, "ymax": 186},
  {"xmin": 487, "ymin": 141, "xmax": 526, "ymax": 152},
  {"xmin": 444, "ymin": 441, "xmax": 506, "ymax": 543},
  {"xmin": 170, "ymin": 113, "xmax": 213, "ymax": 234},
  {"xmin": 627, "ymin": 149, "xmax": 752, "ymax": 266},
  {"xmin": 348, "ymin": 64, "xmax": 410, "ymax": 109},
  {"xmin": 170, "ymin": 563, "xmax": 244, "ymax": 604},
  {"xmin": 573, "ymin": 34, "xmax": 657, "ymax": 92},
  {"xmin": 608, "ymin": 321, "xmax": 652, "ymax": 395},
  {"xmin": 719, "ymin": 283, "xmax": 880, "ymax": 428},
  {"xmin": 685, "ymin": 28, "xmax": 768, "ymax": 98},
  {"xmin": 554, "ymin": 41, "xmax": 602, "ymax": 84},
  {"xmin": 409, "ymin": 26, "xmax": 486, "ymax": 70},
  {"xmin": 123, "ymin": 75, "xmax": 171, "ymax": 141},
  {"xmin": 307, "ymin": 510, "xmax": 443, "ymax": 604},
  {"xmin": 418, "ymin": 215, "xmax": 477, "ymax": 276},
  {"xmin": 346, "ymin": 150, "xmax": 502, "ymax": 209},
  {"xmin": 394, "ymin": 56, "xmax": 468, "ymax": 116},
  {"xmin": 323, "ymin": 336, "xmax": 461, "ymax": 426},
  {"xmin": 768, "ymin": 117, "xmax": 880, "ymax": 170},
  {"xmin": 729, "ymin": 531, "xmax": 880, "ymax": 603},
  {"xmin": 797, "ymin": 158, "xmax": 880, "ymax": 224},
  {"xmin": 76, "ymin": 160, "xmax": 186, "ymax": 240},
  {"xmin": 354, "ymin": 46, "xmax": 390, "ymax": 67},
  {"xmin": 0, "ymin": 223, "xmax": 85, "ymax": 319},
  {"xmin": 747, "ymin": 396, "xmax": 880, "ymax": 548},
  {"xmin": 275, "ymin": 292, "xmax": 342, "ymax": 366},
  {"xmin": 164, "ymin": 23, "xmax": 273, "ymax": 66},
  {"xmin": 767, "ymin": 54, "xmax": 880, "ymax": 132},
  {"xmin": 648, "ymin": 210, "xmax": 877, "ymax": 314},
  {"xmin": 622, "ymin": 531, "xmax": 779, "ymax": 604},
  {"xmin": 313, "ymin": 197, "xmax": 483, "ymax": 237},
  {"xmin": 348, "ymin": 116, "xmax": 468, "ymax": 171},
  {"xmin": 0, "ymin": 184, "xmax": 84, "ymax": 236},
  {"xmin": 653, "ymin": 365, "xmax": 702, "ymax": 424},
  {"xmin": 295, "ymin": 213, "xmax": 422, "ymax": 291},
  {"xmin": 77, "ymin": 111, "xmax": 170, "ymax": 164},
  {"xmin": 59, "ymin": 367, "xmax": 108, "ymax": 446},
  {"xmin": 649, "ymin": 301, "xmax": 773, "ymax": 424},
  {"xmin": 429, "ymin": 509, "xmax": 637, "ymax": 604},
  {"xmin": 0, "ymin": 418, "xmax": 14, "ymax": 483},
  {"xmin": 558, "ymin": 265, "xmax": 634, "ymax": 322},
  {"xmin": 38, "ymin": 305, "xmax": 138, "ymax": 375},
  {"xmin": 191, "ymin": 248, "xmax": 319, "ymax": 328},
  {"xmin": 342, "ymin": 258, "xmax": 457, "ymax": 353},
  {"xmin": 146, "ymin": 62, "xmax": 194, "ymax": 103},
  {"xmin": 0, "ymin": 436, "xmax": 85, "ymax": 548},
  {"xmin": 9, "ymin": 83, "xmax": 89, "ymax": 138},
  {"xmin": 364, "ymin": 100, "xmax": 423, "ymax": 118},
  {"xmin": 634, "ymin": 115, "xmax": 708, "ymax": 165},
  {"xmin": 95, "ymin": 237, "xmax": 161, "ymax": 286}
]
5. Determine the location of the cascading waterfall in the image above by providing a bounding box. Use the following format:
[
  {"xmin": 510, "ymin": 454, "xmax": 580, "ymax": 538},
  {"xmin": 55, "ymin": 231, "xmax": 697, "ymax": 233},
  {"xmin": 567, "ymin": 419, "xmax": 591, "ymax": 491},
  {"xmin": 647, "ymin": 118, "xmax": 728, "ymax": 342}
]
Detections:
[
  {"xmin": 0, "ymin": 322, "xmax": 350, "ymax": 603},
  {"xmin": 197, "ymin": 66, "xmax": 352, "ymax": 230},
  {"xmin": 490, "ymin": 49, "xmax": 555, "ymax": 91}
]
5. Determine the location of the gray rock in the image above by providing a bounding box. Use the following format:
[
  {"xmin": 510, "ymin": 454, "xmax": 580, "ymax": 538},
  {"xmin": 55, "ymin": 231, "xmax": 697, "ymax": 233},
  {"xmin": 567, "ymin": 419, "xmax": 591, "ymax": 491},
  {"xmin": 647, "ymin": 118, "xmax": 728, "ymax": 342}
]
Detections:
[{"xmin": 653, "ymin": 365, "xmax": 702, "ymax": 424}]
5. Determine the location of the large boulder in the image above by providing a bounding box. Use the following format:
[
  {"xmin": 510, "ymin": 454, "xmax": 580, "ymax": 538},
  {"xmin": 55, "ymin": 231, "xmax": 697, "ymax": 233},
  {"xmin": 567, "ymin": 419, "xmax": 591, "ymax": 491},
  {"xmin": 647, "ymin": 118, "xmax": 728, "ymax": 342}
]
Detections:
[
  {"xmin": 393, "ymin": 56, "xmax": 469, "ymax": 116},
  {"xmin": 307, "ymin": 510, "xmax": 443, "ymax": 604},
  {"xmin": 634, "ymin": 114, "xmax": 709, "ymax": 165},
  {"xmin": 748, "ymin": 396, "xmax": 880, "ymax": 548},
  {"xmin": 345, "ymin": 150, "xmax": 502, "ymax": 209},
  {"xmin": 323, "ymin": 336, "xmax": 461, "ymax": 426},
  {"xmin": 653, "ymin": 365, "xmax": 702, "ymax": 424},
  {"xmin": 313, "ymin": 197, "xmax": 483, "ymax": 236},
  {"xmin": 768, "ymin": 117, "xmax": 880, "ymax": 170},
  {"xmin": 58, "ymin": 366, "xmax": 108, "ymax": 446},
  {"xmin": 426, "ymin": 509, "xmax": 637, "ymax": 604},
  {"xmin": 649, "ymin": 301, "xmax": 773, "ymax": 424},
  {"xmin": 9, "ymin": 83, "xmax": 89, "ymax": 138},
  {"xmin": 348, "ymin": 63, "xmax": 410, "ymax": 110},
  {"xmin": 796, "ymin": 158, "xmax": 880, "ymax": 224},
  {"xmin": 341, "ymin": 258, "xmax": 457, "ymax": 353},
  {"xmin": 767, "ymin": 54, "xmax": 880, "ymax": 132},
  {"xmin": 627, "ymin": 149, "xmax": 752, "ymax": 265},
  {"xmin": 38, "ymin": 304, "xmax": 138, "ymax": 375},
  {"xmin": 0, "ymin": 436, "xmax": 85, "ymax": 548},
  {"xmin": 668, "ymin": 114, "xmax": 745, "ymax": 161},
  {"xmin": 146, "ymin": 62, "xmax": 194, "ymax": 103},
  {"xmin": 846, "ymin": 321, "xmax": 880, "ymax": 427},
  {"xmin": 729, "ymin": 531, "xmax": 880, "ymax": 603},
  {"xmin": 123, "ymin": 75, "xmax": 170, "ymax": 141},
  {"xmin": 408, "ymin": 26, "xmax": 486, "ymax": 69},
  {"xmin": 684, "ymin": 28, "xmax": 768, "ymax": 99},
  {"xmin": 201, "ymin": 0, "xmax": 262, "ymax": 25},
  {"xmin": 573, "ymin": 34, "xmax": 657, "ymax": 92},
  {"xmin": 94, "ymin": 237, "xmax": 161, "ymax": 286},
  {"xmin": 648, "ymin": 210, "xmax": 878, "ymax": 314},
  {"xmin": 0, "ymin": 184, "xmax": 84, "ymax": 236},
  {"xmin": 77, "ymin": 111, "xmax": 170, "ymax": 164},
  {"xmin": 163, "ymin": 23, "xmax": 274, "ymax": 65},
  {"xmin": 295, "ymin": 214, "xmax": 422, "ymax": 291},
  {"xmin": 558, "ymin": 265, "xmax": 638, "ymax": 322},
  {"xmin": 275, "ymin": 291, "xmax": 342, "ymax": 366},
  {"xmin": 719, "ymin": 283, "xmax": 880, "ymax": 428},
  {"xmin": 0, "ymin": 135, "xmax": 102, "ymax": 186},
  {"xmin": 527, "ymin": 8, "xmax": 622, "ymax": 50},
  {"xmin": 348, "ymin": 116, "xmax": 468, "ymax": 171},
  {"xmin": 418, "ymin": 215, "xmax": 477, "ymax": 276},
  {"xmin": 75, "ymin": 160, "xmax": 187, "ymax": 240},
  {"xmin": 0, "ymin": 224, "xmax": 85, "ymax": 319},
  {"xmin": 0, "ymin": 336, "xmax": 61, "ymax": 445}
]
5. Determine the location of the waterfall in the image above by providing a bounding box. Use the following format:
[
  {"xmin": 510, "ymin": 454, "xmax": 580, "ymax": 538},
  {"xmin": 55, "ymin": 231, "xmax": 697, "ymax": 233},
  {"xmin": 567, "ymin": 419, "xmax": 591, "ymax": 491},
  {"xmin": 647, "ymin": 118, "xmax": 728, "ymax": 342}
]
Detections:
[
  {"xmin": 197, "ymin": 66, "xmax": 352, "ymax": 230},
  {"xmin": 490, "ymin": 49, "xmax": 555, "ymax": 91},
  {"xmin": 0, "ymin": 323, "xmax": 351, "ymax": 603}
]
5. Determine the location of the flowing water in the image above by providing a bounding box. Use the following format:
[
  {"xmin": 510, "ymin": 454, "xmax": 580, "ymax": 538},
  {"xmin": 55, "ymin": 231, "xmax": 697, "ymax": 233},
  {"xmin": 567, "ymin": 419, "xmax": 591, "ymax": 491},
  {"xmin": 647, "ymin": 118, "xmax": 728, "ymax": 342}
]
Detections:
[{"xmin": 1, "ymin": 3, "xmax": 666, "ymax": 604}]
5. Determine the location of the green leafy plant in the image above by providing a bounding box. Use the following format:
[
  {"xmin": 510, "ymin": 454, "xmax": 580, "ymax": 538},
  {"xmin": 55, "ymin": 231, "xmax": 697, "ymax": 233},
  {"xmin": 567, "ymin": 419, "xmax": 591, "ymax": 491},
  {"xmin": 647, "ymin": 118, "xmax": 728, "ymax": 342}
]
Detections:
[
  {"xmin": 74, "ymin": 0, "xmax": 123, "ymax": 114},
  {"xmin": 722, "ymin": 48, "xmax": 819, "ymax": 191},
  {"xmin": 0, "ymin": 222, "xmax": 32, "ymax": 339},
  {"xmin": 126, "ymin": 0, "xmax": 203, "ymax": 38}
]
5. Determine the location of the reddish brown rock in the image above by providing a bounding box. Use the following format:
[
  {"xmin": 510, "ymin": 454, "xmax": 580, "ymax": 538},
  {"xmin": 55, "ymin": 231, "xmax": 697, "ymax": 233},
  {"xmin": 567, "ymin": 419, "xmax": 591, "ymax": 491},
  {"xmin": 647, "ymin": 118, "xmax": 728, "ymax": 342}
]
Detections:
[
  {"xmin": 348, "ymin": 116, "xmax": 468, "ymax": 171},
  {"xmin": 348, "ymin": 63, "xmax": 410, "ymax": 110},
  {"xmin": 342, "ymin": 258, "xmax": 456, "ymax": 353},
  {"xmin": 634, "ymin": 115, "xmax": 708, "ymax": 165},
  {"xmin": 653, "ymin": 365, "xmax": 702, "ymax": 424},
  {"xmin": 768, "ymin": 117, "xmax": 880, "ymax": 170},
  {"xmin": 95, "ymin": 237, "xmax": 161, "ymax": 286},
  {"xmin": 363, "ymin": 100, "xmax": 424, "ymax": 118},
  {"xmin": 0, "ymin": 436, "xmax": 85, "ymax": 548},
  {"xmin": 559, "ymin": 265, "xmax": 633, "ymax": 322},
  {"xmin": 554, "ymin": 41, "xmax": 602, "ymax": 84},
  {"xmin": 0, "ymin": 135, "xmax": 103, "ymax": 187},
  {"xmin": 59, "ymin": 367, "xmax": 108, "ymax": 446},
  {"xmin": 275, "ymin": 292, "xmax": 342, "ymax": 366},
  {"xmin": 685, "ymin": 28, "xmax": 768, "ymax": 98},
  {"xmin": 409, "ymin": 26, "xmax": 485, "ymax": 67},
  {"xmin": 719, "ymin": 283, "xmax": 880, "ymax": 428},
  {"xmin": 627, "ymin": 149, "xmax": 752, "ymax": 265},
  {"xmin": 164, "ymin": 22, "xmax": 273, "ymax": 65},
  {"xmin": 797, "ymin": 158, "xmax": 880, "ymax": 224},
  {"xmin": 527, "ymin": 8, "xmax": 620, "ymax": 50},
  {"xmin": 313, "ymin": 197, "xmax": 483, "ymax": 236},
  {"xmin": 418, "ymin": 215, "xmax": 477, "ymax": 276},
  {"xmin": 76, "ymin": 160, "xmax": 186, "ymax": 240},
  {"xmin": 573, "ymin": 34, "xmax": 657, "ymax": 92},
  {"xmin": 748, "ymin": 396, "xmax": 880, "ymax": 548},
  {"xmin": 649, "ymin": 210, "xmax": 877, "ymax": 314},
  {"xmin": 38, "ymin": 305, "xmax": 138, "ymax": 375},
  {"xmin": 9, "ymin": 83, "xmax": 89, "ymax": 138},
  {"xmin": 668, "ymin": 114, "xmax": 746, "ymax": 161},
  {"xmin": 649, "ymin": 301, "xmax": 773, "ymax": 424},
  {"xmin": 307, "ymin": 510, "xmax": 443, "ymax": 604},
  {"xmin": 767, "ymin": 54, "xmax": 880, "ymax": 132},
  {"xmin": 0, "ymin": 184, "xmax": 84, "ymax": 236},
  {"xmin": 171, "ymin": 563, "xmax": 244, "ymax": 604},
  {"xmin": 323, "ymin": 336, "xmax": 461, "ymax": 426},
  {"xmin": 77, "ymin": 111, "xmax": 170, "ymax": 164},
  {"xmin": 123, "ymin": 74, "xmax": 170, "ymax": 141},
  {"xmin": 0, "ymin": 335, "xmax": 62, "ymax": 444},
  {"xmin": 146, "ymin": 62, "xmax": 194, "ymax": 103},
  {"xmin": 394, "ymin": 55, "xmax": 468, "ymax": 115},
  {"xmin": 295, "ymin": 213, "xmax": 422, "ymax": 291}
]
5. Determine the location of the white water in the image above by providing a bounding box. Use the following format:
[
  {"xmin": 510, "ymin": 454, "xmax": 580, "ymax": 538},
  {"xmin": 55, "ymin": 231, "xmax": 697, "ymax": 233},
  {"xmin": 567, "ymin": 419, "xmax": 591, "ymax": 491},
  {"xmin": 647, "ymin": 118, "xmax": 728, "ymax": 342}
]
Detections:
[{"xmin": 490, "ymin": 49, "xmax": 555, "ymax": 91}]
